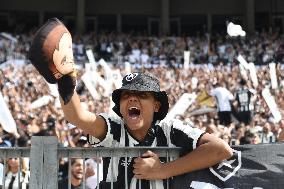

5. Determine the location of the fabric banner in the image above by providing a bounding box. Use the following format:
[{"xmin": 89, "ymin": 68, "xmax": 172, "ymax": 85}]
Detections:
[
  {"xmin": 172, "ymin": 143, "xmax": 284, "ymax": 189},
  {"xmin": 269, "ymin": 62, "xmax": 278, "ymax": 89},
  {"xmin": 86, "ymin": 49, "xmax": 97, "ymax": 65},
  {"xmin": 248, "ymin": 62, "xmax": 258, "ymax": 88},
  {"xmin": 0, "ymin": 91, "xmax": 17, "ymax": 134},
  {"xmin": 29, "ymin": 95, "xmax": 53, "ymax": 109},
  {"xmin": 262, "ymin": 88, "xmax": 282, "ymax": 123},
  {"xmin": 237, "ymin": 55, "xmax": 249, "ymax": 70},
  {"xmin": 164, "ymin": 93, "xmax": 196, "ymax": 120},
  {"xmin": 184, "ymin": 51, "xmax": 190, "ymax": 70},
  {"xmin": 81, "ymin": 72, "xmax": 100, "ymax": 100}
]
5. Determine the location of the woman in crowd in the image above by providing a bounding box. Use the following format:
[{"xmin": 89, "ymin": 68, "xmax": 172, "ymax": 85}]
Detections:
[{"xmin": 4, "ymin": 157, "xmax": 29, "ymax": 189}]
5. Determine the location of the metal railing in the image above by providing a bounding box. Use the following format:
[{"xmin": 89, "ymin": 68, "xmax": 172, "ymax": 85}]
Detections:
[{"xmin": 0, "ymin": 136, "xmax": 181, "ymax": 189}]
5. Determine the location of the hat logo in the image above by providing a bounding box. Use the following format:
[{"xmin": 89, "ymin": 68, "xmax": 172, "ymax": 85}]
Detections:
[{"xmin": 125, "ymin": 73, "xmax": 138, "ymax": 81}]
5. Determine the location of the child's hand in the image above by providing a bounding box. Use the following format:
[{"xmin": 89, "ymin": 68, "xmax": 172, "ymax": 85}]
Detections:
[{"xmin": 133, "ymin": 150, "xmax": 165, "ymax": 180}]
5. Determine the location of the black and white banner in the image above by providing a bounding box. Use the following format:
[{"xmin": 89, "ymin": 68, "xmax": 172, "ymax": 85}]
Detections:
[{"xmin": 173, "ymin": 143, "xmax": 284, "ymax": 189}]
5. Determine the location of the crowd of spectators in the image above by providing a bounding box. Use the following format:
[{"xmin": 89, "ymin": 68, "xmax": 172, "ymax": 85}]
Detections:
[
  {"xmin": 0, "ymin": 29, "xmax": 284, "ymax": 186},
  {"xmin": 1, "ymin": 29, "xmax": 284, "ymax": 147}
]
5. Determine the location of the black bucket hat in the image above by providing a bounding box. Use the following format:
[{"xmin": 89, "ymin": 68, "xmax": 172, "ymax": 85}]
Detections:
[{"xmin": 112, "ymin": 72, "xmax": 169, "ymax": 121}]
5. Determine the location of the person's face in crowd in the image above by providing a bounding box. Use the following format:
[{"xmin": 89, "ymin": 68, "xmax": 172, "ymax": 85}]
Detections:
[
  {"xmin": 222, "ymin": 134, "xmax": 230, "ymax": 144},
  {"xmin": 236, "ymin": 127, "xmax": 245, "ymax": 140},
  {"xmin": 71, "ymin": 159, "xmax": 84, "ymax": 180},
  {"xmin": 263, "ymin": 123, "xmax": 271, "ymax": 133},
  {"xmin": 52, "ymin": 32, "xmax": 75, "ymax": 78},
  {"xmin": 279, "ymin": 120, "xmax": 284, "ymax": 129},
  {"xmin": 251, "ymin": 133, "xmax": 260, "ymax": 144},
  {"xmin": 7, "ymin": 158, "xmax": 20, "ymax": 170},
  {"xmin": 119, "ymin": 90, "xmax": 160, "ymax": 134}
]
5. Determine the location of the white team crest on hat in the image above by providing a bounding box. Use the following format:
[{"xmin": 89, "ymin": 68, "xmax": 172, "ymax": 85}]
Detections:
[
  {"xmin": 125, "ymin": 73, "xmax": 138, "ymax": 81},
  {"xmin": 209, "ymin": 149, "xmax": 241, "ymax": 181}
]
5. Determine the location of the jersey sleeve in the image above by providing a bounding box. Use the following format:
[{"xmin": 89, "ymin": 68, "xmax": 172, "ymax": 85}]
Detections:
[
  {"xmin": 88, "ymin": 113, "xmax": 123, "ymax": 147},
  {"xmin": 169, "ymin": 119, "xmax": 205, "ymax": 152}
]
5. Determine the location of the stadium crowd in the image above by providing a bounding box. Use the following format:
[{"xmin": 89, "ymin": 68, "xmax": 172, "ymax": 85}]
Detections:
[{"xmin": 0, "ymin": 30, "xmax": 284, "ymax": 187}]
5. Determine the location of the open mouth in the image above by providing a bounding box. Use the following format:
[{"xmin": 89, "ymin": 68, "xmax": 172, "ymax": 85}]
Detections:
[{"xmin": 128, "ymin": 107, "xmax": 141, "ymax": 119}]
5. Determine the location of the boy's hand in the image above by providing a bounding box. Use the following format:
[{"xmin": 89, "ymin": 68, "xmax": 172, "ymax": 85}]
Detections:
[{"xmin": 133, "ymin": 150, "xmax": 166, "ymax": 180}]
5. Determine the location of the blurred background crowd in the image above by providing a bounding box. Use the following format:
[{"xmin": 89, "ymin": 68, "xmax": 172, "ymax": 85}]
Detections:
[
  {"xmin": 1, "ymin": 29, "xmax": 284, "ymax": 148},
  {"xmin": 0, "ymin": 29, "xmax": 284, "ymax": 188}
]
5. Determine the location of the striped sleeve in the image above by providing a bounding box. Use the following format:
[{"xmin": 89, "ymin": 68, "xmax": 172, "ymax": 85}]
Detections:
[
  {"xmin": 88, "ymin": 113, "xmax": 123, "ymax": 147},
  {"xmin": 169, "ymin": 119, "xmax": 204, "ymax": 152}
]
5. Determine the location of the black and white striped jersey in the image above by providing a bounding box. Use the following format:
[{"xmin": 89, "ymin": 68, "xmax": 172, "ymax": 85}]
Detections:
[
  {"xmin": 235, "ymin": 88, "xmax": 252, "ymax": 112},
  {"xmin": 88, "ymin": 113, "xmax": 204, "ymax": 189}
]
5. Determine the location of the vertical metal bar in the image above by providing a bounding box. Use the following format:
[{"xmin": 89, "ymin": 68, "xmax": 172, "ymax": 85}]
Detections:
[
  {"xmin": 97, "ymin": 150, "xmax": 100, "ymax": 189},
  {"xmin": 83, "ymin": 158, "xmax": 86, "ymax": 189},
  {"xmin": 2, "ymin": 151, "xmax": 7, "ymax": 189},
  {"xmin": 166, "ymin": 150, "xmax": 169, "ymax": 189},
  {"xmin": 30, "ymin": 137, "xmax": 44, "ymax": 189},
  {"xmin": 68, "ymin": 154, "xmax": 71, "ymax": 189},
  {"xmin": 43, "ymin": 137, "xmax": 58, "ymax": 189},
  {"xmin": 124, "ymin": 151, "xmax": 128, "ymax": 189},
  {"xmin": 18, "ymin": 157, "xmax": 21, "ymax": 188},
  {"xmin": 138, "ymin": 150, "xmax": 141, "ymax": 189},
  {"xmin": 110, "ymin": 150, "xmax": 114, "ymax": 189},
  {"xmin": 96, "ymin": 150, "xmax": 100, "ymax": 189}
]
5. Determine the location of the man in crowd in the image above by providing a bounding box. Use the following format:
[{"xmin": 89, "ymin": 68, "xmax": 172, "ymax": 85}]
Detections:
[
  {"xmin": 210, "ymin": 81, "xmax": 234, "ymax": 126},
  {"xmin": 234, "ymin": 79, "xmax": 255, "ymax": 125},
  {"xmin": 58, "ymin": 158, "xmax": 91, "ymax": 189}
]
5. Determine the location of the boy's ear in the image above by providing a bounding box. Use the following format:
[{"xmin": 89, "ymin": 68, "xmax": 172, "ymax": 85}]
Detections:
[{"xmin": 154, "ymin": 101, "xmax": 161, "ymax": 112}]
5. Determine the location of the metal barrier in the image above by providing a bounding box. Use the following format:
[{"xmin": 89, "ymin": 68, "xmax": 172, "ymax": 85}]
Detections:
[{"xmin": 17, "ymin": 136, "xmax": 180, "ymax": 189}]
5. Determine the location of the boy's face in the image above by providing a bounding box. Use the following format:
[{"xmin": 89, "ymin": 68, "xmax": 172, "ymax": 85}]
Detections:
[{"xmin": 119, "ymin": 90, "xmax": 160, "ymax": 134}]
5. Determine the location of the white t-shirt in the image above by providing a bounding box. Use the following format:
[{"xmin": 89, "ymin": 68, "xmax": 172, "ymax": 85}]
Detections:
[{"xmin": 210, "ymin": 87, "xmax": 234, "ymax": 111}]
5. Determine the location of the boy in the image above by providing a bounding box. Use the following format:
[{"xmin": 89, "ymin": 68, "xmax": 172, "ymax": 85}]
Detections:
[{"xmin": 29, "ymin": 18, "xmax": 233, "ymax": 189}]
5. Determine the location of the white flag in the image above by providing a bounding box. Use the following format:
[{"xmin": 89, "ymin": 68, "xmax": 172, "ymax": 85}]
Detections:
[
  {"xmin": 239, "ymin": 63, "xmax": 248, "ymax": 80},
  {"xmin": 29, "ymin": 95, "xmax": 53, "ymax": 109},
  {"xmin": 269, "ymin": 62, "xmax": 278, "ymax": 89},
  {"xmin": 86, "ymin": 49, "xmax": 97, "ymax": 64},
  {"xmin": 81, "ymin": 72, "xmax": 100, "ymax": 100},
  {"xmin": 248, "ymin": 62, "xmax": 258, "ymax": 88},
  {"xmin": 184, "ymin": 51, "xmax": 190, "ymax": 70},
  {"xmin": 164, "ymin": 93, "xmax": 196, "ymax": 121},
  {"xmin": 262, "ymin": 88, "xmax": 282, "ymax": 123},
  {"xmin": 227, "ymin": 22, "xmax": 246, "ymax": 37},
  {"xmin": 0, "ymin": 91, "xmax": 18, "ymax": 134},
  {"xmin": 237, "ymin": 55, "xmax": 249, "ymax": 70}
]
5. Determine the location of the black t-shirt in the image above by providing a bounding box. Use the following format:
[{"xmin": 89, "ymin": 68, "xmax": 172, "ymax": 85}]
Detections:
[{"xmin": 235, "ymin": 88, "xmax": 252, "ymax": 112}]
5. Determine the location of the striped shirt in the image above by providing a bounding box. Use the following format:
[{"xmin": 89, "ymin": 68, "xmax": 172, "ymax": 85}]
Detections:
[
  {"xmin": 88, "ymin": 113, "xmax": 204, "ymax": 189},
  {"xmin": 235, "ymin": 88, "xmax": 252, "ymax": 112}
]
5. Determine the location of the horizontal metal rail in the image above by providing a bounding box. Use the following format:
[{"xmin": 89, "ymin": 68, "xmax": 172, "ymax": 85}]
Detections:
[
  {"xmin": 0, "ymin": 147, "xmax": 30, "ymax": 157},
  {"xmin": 57, "ymin": 147, "xmax": 181, "ymax": 158}
]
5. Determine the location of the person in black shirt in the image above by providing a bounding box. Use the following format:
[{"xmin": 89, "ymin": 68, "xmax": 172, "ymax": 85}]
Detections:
[{"xmin": 234, "ymin": 79, "xmax": 255, "ymax": 125}]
